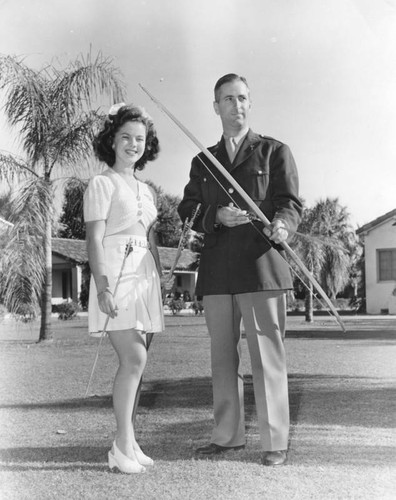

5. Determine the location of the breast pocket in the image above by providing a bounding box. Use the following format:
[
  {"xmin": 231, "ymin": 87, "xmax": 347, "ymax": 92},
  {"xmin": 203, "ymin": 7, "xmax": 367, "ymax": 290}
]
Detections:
[{"xmin": 245, "ymin": 167, "xmax": 269, "ymax": 201}]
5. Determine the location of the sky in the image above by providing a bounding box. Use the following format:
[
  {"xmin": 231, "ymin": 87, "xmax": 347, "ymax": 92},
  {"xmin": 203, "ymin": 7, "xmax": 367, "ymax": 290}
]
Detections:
[{"xmin": 0, "ymin": 0, "xmax": 395, "ymax": 228}]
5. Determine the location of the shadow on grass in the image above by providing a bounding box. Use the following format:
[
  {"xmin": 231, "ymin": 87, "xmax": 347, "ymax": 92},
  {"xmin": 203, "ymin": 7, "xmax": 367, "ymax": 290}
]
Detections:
[
  {"xmin": 0, "ymin": 446, "xmax": 108, "ymax": 471},
  {"xmin": 286, "ymin": 330, "xmax": 396, "ymax": 340},
  {"xmin": 189, "ymin": 442, "xmax": 396, "ymax": 466},
  {"xmin": 1, "ymin": 374, "xmax": 394, "ymax": 430},
  {"xmin": 1, "ymin": 441, "xmax": 395, "ymax": 469},
  {"xmin": 0, "ymin": 394, "xmax": 114, "ymax": 411},
  {"xmin": 151, "ymin": 425, "xmax": 396, "ymax": 466},
  {"xmin": 1, "ymin": 374, "xmax": 394, "ymax": 469}
]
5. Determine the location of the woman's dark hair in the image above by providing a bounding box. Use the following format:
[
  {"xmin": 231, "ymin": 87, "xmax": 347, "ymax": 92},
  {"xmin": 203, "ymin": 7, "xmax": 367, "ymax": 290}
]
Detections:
[{"xmin": 93, "ymin": 105, "xmax": 160, "ymax": 170}]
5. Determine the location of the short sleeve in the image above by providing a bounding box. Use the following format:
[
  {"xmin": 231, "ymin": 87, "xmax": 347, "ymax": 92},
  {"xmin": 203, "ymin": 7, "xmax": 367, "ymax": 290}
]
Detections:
[{"xmin": 83, "ymin": 175, "xmax": 114, "ymax": 222}]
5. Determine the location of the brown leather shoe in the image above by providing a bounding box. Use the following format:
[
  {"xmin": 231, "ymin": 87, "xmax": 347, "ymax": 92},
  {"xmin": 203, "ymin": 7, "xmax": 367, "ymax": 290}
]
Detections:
[
  {"xmin": 261, "ymin": 450, "xmax": 287, "ymax": 466},
  {"xmin": 195, "ymin": 443, "xmax": 245, "ymax": 456}
]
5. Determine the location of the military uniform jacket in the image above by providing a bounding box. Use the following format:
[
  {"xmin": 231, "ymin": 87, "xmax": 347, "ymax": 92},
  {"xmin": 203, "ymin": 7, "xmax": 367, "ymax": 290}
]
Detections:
[{"xmin": 178, "ymin": 129, "xmax": 303, "ymax": 296}]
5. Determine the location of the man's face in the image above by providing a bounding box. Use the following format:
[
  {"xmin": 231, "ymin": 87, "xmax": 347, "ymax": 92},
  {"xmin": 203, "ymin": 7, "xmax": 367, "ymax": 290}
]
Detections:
[{"xmin": 213, "ymin": 80, "xmax": 251, "ymax": 131}]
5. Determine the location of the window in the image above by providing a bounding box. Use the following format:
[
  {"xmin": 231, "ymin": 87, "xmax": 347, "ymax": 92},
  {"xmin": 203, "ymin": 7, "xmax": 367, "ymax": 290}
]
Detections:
[{"xmin": 378, "ymin": 249, "xmax": 396, "ymax": 281}]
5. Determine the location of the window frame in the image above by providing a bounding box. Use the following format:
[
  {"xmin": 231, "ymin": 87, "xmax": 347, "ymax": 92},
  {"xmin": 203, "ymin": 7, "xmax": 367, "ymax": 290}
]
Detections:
[{"xmin": 377, "ymin": 248, "xmax": 396, "ymax": 282}]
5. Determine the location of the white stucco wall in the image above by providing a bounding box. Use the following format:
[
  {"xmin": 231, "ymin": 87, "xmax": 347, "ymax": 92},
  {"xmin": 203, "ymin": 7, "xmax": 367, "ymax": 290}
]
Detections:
[{"xmin": 363, "ymin": 219, "xmax": 396, "ymax": 314}]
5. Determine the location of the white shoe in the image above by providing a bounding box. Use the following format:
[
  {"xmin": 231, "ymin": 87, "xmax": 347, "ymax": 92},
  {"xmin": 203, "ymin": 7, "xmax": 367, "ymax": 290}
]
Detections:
[
  {"xmin": 108, "ymin": 441, "xmax": 146, "ymax": 474},
  {"xmin": 134, "ymin": 448, "xmax": 154, "ymax": 466}
]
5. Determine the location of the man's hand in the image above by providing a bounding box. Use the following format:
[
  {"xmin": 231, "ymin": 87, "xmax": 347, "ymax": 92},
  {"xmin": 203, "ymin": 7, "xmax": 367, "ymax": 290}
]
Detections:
[
  {"xmin": 216, "ymin": 203, "xmax": 250, "ymax": 227},
  {"xmin": 263, "ymin": 219, "xmax": 288, "ymax": 244}
]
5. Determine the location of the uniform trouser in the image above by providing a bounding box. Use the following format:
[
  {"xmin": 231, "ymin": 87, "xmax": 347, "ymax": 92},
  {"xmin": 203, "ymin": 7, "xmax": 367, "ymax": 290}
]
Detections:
[{"xmin": 203, "ymin": 291, "xmax": 289, "ymax": 451}]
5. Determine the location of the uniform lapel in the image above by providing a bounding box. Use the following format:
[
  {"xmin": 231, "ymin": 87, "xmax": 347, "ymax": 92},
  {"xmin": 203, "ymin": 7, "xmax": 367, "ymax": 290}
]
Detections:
[
  {"xmin": 205, "ymin": 140, "xmax": 226, "ymax": 199},
  {"xmin": 204, "ymin": 132, "xmax": 262, "ymax": 201},
  {"xmin": 213, "ymin": 137, "xmax": 233, "ymax": 170},
  {"xmin": 231, "ymin": 129, "xmax": 262, "ymax": 171}
]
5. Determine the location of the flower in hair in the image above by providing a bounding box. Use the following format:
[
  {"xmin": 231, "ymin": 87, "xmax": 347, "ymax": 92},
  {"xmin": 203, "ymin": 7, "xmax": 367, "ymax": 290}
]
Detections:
[
  {"xmin": 108, "ymin": 102, "xmax": 126, "ymax": 117},
  {"xmin": 135, "ymin": 106, "xmax": 152, "ymax": 121}
]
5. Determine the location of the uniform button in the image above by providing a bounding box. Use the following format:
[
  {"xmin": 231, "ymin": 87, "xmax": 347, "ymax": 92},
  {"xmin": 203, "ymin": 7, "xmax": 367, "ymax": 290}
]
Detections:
[
  {"xmin": 137, "ymin": 211, "xmax": 142, "ymax": 216},
  {"xmin": 228, "ymin": 188, "xmax": 234, "ymax": 194},
  {"xmin": 258, "ymin": 170, "xmax": 263, "ymax": 174},
  {"xmin": 203, "ymin": 177, "xmax": 207, "ymax": 182}
]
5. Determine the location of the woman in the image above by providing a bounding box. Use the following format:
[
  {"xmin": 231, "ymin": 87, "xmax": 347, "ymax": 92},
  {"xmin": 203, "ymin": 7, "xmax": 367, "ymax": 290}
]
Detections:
[{"xmin": 84, "ymin": 103, "xmax": 164, "ymax": 474}]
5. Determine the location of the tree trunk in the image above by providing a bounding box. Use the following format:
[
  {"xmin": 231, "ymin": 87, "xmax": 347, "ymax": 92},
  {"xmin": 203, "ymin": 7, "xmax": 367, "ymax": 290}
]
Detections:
[
  {"xmin": 39, "ymin": 195, "xmax": 53, "ymax": 341},
  {"xmin": 305, "ymin": 281, "xmax": 314, "ymax": 323}
]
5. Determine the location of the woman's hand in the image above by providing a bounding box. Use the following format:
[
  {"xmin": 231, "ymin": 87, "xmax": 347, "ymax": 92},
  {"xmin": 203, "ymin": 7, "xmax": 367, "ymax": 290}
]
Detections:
[{"xmin": 97, "ymin": 289, "xmax": 118, "ymax": 318}]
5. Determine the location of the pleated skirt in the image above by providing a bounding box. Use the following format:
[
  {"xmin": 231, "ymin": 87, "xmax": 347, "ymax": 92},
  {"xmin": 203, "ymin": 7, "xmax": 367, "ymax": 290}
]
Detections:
[{"xmin": 88, "ymin": 234, "xmax": 164, "ymax": 337}]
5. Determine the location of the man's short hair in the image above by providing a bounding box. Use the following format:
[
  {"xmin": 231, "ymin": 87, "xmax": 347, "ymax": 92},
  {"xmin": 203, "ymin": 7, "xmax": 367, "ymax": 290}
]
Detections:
[{"xmin": 214, "ymin": 74, "xmax": 250, "ymax": 102}]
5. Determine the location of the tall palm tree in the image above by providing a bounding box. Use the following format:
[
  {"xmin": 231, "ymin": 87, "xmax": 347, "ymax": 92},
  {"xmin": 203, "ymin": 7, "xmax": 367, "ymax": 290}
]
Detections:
[
  {"xmin": 0, "ymin": 52, "xmax": 125, "ymax": 340},
  {"xmin": 291, "ymin": 197, "xmax": 357, "ymax": 322},
  {"xmin": 313, "ymin": 199, "xmax": 357, "ymax": 299}
]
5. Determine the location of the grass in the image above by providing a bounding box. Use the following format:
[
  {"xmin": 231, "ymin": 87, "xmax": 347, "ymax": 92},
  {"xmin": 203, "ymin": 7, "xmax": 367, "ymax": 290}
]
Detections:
[{"xmin": 0, "ymin": 314, "xmax": 395, "ymax": 499}]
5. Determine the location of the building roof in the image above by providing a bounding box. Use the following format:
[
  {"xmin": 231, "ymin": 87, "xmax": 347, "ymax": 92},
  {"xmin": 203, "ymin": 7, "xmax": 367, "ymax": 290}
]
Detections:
[
  {"xmin": 52, "ymin": 238, "xmax": 88, "ymax": 263},
  {"xmin": 356, "ymin": 208, "xmax": 396, "ymax": 235},
  {"xmin": 156, "ymin": 245, "xmax": 199, "ymax": 270},
  {"xmin": 51, "ymin": 238, "xmax": 199, "ymax": 271}
]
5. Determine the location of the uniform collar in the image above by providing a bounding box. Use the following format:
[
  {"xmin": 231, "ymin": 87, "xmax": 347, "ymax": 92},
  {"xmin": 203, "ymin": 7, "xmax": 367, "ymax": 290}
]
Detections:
[
  {"xmin": 223, "ymin": 127, "xmax": 249, "ymax": 147},
  {"xmin": 210, "ymin": 129, "xmax": 262, "ymax": 160}
]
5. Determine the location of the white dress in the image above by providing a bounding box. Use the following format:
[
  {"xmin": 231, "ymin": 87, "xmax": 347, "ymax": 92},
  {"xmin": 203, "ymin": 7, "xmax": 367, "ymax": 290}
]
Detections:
[{"xmin": 83, "ymin": 169, "xmax": 164, "ymax": 337}]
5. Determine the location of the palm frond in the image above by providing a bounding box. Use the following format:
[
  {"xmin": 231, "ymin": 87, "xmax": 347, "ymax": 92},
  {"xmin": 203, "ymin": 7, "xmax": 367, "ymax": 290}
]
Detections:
[
  {"xmin": 0, "ymin": 55, "xmax": 51, "ymax": 165},
  {"xmin": 321, "ymin": 247, "xmax": 351, "ymax": 298},
  {"xmin": 0, "ymin": 151, "xmax": 39, "ymax": 183},
  {"xmin": 293, "ymin": 231, "xmax": 346, "ymax": 252},
  {"xmin": 8, "ymin": 177, "xmax": 53, "ymax": 228},
  {"xmin": 0, "ymin": 253, "xmax": 42, "ymax": 318},
  {"xmin": 291, "ymin": 197, "xmax": 358, "ymax": 298},
  {"xmin": 49, "ymin": 51, "xmax": 125, "ymax": 118},
  {"xmin": 46, "ymin": 111, "xmax": 103, "ymax": 175},
  {"xmin": 0, "ymin": 177, "xmax": 53, "ymax": 315},
  {"xmin": 1, "ymin": 225, "xmax": 45, "ymax": 317}
]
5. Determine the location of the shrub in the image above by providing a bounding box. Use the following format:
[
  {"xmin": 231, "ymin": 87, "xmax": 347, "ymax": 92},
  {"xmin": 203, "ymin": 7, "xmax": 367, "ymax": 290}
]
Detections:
[
  {"xmin": 349, "ymin": 296, "xmax": 366, "ymax": 313},
  {"xmin": 166, "ymin": 298, "xmax": 185, "ymax": 315},
  {"xmin": 56, "ymin": 301, "xmax": 80, "ymax": 320}
]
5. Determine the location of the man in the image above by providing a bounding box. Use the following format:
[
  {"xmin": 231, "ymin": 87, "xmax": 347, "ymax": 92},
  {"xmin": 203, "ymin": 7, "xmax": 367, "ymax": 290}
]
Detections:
[{"xmin": 178, "ymin": 74, "xmax": 302, "ymax": 466}]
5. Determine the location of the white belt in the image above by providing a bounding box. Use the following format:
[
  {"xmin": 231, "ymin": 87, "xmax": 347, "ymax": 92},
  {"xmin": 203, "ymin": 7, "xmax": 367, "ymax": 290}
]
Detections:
[{"xmin": 128, "ymin": 238, "xmax": 150, "ymax": 249}]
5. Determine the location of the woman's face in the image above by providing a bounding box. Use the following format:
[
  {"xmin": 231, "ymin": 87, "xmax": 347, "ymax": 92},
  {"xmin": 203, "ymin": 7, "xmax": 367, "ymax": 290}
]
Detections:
[{"xmin": 112, "ymin": 121, "xmax": 146, "ymax": 165}]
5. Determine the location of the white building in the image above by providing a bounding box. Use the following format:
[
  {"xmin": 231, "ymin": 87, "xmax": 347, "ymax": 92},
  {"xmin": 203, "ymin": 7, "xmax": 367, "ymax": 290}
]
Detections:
[{"xmin": 356, "ymin": 209, "xmax": 396, "ymax": 314}]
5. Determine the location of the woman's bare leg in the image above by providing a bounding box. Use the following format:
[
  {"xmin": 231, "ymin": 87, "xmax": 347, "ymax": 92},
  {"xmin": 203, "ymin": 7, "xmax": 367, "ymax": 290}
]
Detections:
[{"xmin": 108, "ymin": 329, "xmax": 147, "ymax": 459}]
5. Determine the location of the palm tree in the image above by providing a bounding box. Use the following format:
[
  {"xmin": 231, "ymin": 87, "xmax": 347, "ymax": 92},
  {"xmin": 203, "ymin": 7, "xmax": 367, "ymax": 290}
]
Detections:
[
  {"xmin": 291, "ymin": 197, "xmax": 357, "ymax": 322},
  {"xmin": 0, "ymin": 52, "xmax": 125, "ymax": 340},
  {"xmin": 312, "ymin": 198, "xmax": 357, "ymax": 298}
]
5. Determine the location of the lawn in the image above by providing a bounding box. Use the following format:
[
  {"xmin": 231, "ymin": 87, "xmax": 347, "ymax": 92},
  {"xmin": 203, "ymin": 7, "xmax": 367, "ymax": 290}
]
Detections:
[{"xmin": 0, "ymin": 313, "xmax": 395, "ymax": 499}]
